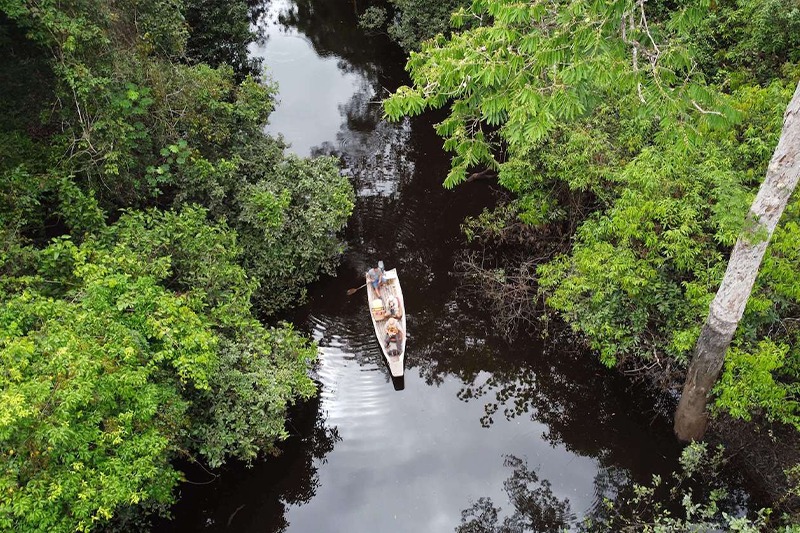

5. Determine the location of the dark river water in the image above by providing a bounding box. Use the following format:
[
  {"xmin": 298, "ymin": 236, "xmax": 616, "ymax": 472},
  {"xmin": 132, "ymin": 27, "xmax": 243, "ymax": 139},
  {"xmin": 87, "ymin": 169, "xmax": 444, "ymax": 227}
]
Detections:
[{"xmin": 155, "ymin": 0, "xmax": 701, "ymax": 530}]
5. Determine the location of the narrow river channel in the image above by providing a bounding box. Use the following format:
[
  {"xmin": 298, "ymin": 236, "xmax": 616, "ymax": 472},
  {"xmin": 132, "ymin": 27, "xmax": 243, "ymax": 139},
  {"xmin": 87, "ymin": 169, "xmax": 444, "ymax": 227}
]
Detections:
[{"xmin": 156, "ymin": 0, "xmax": 693, "ymax": 530}]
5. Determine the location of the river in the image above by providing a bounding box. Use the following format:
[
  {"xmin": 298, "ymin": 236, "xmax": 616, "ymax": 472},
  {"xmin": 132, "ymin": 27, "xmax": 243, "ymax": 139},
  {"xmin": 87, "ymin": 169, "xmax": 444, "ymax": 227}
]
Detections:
[{"xmin": 156, "ymin": 0, "xmax": 708, "ymax": 530}]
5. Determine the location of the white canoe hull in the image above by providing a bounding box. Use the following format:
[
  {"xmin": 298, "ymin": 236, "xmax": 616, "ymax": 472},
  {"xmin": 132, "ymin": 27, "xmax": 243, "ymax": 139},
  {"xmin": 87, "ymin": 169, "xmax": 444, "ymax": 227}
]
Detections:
[{"xmin": 366, "ymin": 268, "xmax": 406, "ymax": 377}]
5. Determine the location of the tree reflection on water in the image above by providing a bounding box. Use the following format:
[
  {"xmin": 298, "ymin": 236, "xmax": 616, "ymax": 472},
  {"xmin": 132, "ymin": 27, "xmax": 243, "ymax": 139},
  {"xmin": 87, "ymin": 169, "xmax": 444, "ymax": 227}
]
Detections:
[
  {"xmin": 457, "ymin": 455, "xmax": 576, "ymax": 533},
  {"xmin": 403, "ymin": 283, "xmax": 686, "ymax": 501},
  {"xmin": 271, "ymin": 0, "xmax": 406, "ymax": 80},
  {"xmin": 155, "ymin": 391, "xmax": 340, "ymax": 532},
  {"xmin": 456, "ymin": 446, "xmax": 757, "ymax": 532}
]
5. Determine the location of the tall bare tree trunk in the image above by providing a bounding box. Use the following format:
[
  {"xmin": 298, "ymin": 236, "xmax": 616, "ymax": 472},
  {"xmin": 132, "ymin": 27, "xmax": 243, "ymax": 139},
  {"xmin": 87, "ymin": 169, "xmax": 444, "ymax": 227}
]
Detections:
[{"xmin": 674, "ymin": 80, "xmax": 800, "ymax": 442}]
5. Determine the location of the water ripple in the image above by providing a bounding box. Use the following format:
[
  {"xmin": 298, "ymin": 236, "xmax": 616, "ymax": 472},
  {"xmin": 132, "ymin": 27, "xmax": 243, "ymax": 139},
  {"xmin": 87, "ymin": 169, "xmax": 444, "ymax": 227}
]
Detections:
[{"xmin": 308, "ymin": 314, "xmax": 394, "ymax": 445}]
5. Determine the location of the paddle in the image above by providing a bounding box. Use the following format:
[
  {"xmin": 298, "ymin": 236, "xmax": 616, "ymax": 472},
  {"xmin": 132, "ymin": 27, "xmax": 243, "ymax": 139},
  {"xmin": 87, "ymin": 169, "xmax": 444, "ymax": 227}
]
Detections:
[{"xmin": 346, "ymin": 282, "xmax": 367, "ymax": 296}]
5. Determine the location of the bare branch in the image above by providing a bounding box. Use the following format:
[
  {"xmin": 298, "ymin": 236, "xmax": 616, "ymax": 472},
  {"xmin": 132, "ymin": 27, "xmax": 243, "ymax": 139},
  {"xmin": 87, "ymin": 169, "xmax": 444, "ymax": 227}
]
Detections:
[{"xmin": 691, "ymin": 100, "xmax": 724, "ymax": 116}]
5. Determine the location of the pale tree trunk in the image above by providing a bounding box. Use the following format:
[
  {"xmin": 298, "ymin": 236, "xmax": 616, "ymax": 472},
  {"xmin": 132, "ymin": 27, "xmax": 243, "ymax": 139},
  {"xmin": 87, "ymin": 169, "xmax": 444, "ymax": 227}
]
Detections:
[{"xmin": 674, "ymin": 80, "xmax": 800, "ymax": 441}]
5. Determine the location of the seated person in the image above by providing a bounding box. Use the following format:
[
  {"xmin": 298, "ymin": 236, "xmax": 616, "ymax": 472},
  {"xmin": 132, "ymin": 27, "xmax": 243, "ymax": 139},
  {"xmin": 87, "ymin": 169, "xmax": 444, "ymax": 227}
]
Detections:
[
  {"xmin": 385, "ymin": 294, "xmax": 403, "ymax": 319},
  {"xmin": 366, "ymin": 265, "xmax": 385, "ymax": 298},
  {"xmin": 384, "ymin": 317, "xmax": 404, "ymax": 356}
]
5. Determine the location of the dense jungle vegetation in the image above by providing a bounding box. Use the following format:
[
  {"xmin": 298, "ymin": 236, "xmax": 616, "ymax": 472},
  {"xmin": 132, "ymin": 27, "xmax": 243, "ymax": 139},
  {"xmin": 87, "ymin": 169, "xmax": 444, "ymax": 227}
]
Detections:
[
  {"xmin": 382, "ymin": 0, "xmax": 800, "ymax": 525},
  {"xmin": 0, "ymin": 0, "xmax": 353, "ymax": 530}
]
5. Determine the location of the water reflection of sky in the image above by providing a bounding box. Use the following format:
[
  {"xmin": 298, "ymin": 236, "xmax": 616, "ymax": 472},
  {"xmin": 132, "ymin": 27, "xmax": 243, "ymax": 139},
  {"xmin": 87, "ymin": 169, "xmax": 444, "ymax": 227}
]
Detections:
[
  {"xmin": 297, "ymin": 326, "xmax": 602, "ymax": 532},
  {"xmin": 251, "ymin": 0, "xmax": 362, "ymax": 157}
]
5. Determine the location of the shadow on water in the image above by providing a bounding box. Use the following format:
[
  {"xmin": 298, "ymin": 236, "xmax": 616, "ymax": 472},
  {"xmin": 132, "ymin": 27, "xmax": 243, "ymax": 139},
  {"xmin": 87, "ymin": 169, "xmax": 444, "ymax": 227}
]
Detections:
[
  {"xmin": 151, "ymin": 0, "xmax": 750, "ymax": 531},
  {"xmin": 161, "ymin": 392, "xmax": 341, "ymax": 532},
  {"xmin": 392, "ymin": 376, "xmax": 405, "ymax": 391}
]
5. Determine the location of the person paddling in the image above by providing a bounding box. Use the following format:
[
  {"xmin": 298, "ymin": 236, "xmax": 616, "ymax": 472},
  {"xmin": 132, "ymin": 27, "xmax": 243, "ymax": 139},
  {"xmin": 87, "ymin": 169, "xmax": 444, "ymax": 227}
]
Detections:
[{"xmin": 366, "ymin": 264, "xmax": 385, "ymax": 299}]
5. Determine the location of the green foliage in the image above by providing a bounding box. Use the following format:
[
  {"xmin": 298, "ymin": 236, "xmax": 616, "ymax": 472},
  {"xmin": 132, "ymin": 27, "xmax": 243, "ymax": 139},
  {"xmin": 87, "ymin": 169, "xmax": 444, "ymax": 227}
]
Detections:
[
  {"xmin": 0, "ymin": 167, "xmax": 43, "ymax": 240},
  {"xmin": 0, "ymin": 238, "xmax": 211, "ymax": 533},
  {"xmin": 188, "ymin": 325, "xmax": 316, "ymax": 467},
  {"xmin": 0, "ymin": 207, "xmax": 320, "ymax": 531},
  {"xmin": 105, "ymin": 206, "xmax": 253, "ymax": 325},
  {"xmin": 358, "ymin": 6, "xmax": 389, "ymax": 34},
  {"xmin": 698, "ymin": 0, "xmax": 800, "ymax": 85},
  {"xmin": 359, "ymin": 1, "xmax": 472, "ymax": 52},
  {"xmin": 55, "ymin": 177, "xmax": 107, "ymax": 236},
  {"xmin": 101, "ymin": 207, "xmax": 320, "ymax": 463},
  {"xmin": 538, "ymin": 139, "xmax": 749, "ymax": 365},
  {"xmin": 387, "ymin": 0, "xmax": 800, "ymax": 427},
  {"xmin": 0, "ymin": 0, "xmax": 352, "ymax": 528},
  {"xmin": 537, "ymin": 79, "xmax": 800, "ymax": 409},
  {"xmin": 461, "ymin": 203, "xmax": 519, "ymax": 244},
  {"xmin": 168, "ymin": 138, "xmax": 354, "ymax": 315},
  {"xmin": 234, "ymin": 154, "xmax": 355, "ymax": 315},
  {"xmin": 152, "ymin": 63, "xmax": 276, "ymax": 161},
  {"xmin": 104, "ymin": 207, "xmax": 321, "ymax": 466},
  {"xmin": 0, "ymin": 0, "xmax": 190, "ymax": 204},
  {"xmin": 385, "ymin": 0, "xmax": 735, "ymax": 188},
  {"xmin": 391, "ymin": 0, "xmax": 470, "ymax": 51},
  {"xmin": 1, "ymin": 0, "xmax": 277, "ymax": 209},
  {"xmin": 1, "ymin": 0, "xmax": 353, "ymax": 314},
  {"xmin": 715, "ymin": 340, "xmax": 799, "ymax": 429}
]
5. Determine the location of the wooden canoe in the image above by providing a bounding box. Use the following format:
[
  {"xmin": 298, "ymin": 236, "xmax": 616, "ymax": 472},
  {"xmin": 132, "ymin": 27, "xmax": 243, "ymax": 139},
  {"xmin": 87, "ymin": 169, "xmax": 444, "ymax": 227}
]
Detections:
[{"xmin": 366, "ymin": 267, "xmax": 406, "ymax": 377}]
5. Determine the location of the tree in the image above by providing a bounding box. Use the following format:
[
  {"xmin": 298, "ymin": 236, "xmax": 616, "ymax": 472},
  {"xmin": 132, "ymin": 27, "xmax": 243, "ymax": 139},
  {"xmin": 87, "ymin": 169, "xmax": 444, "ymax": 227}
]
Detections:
[
  {"xmin": 384, "ymin": 0, "xmax": 729, "ymax": 189},
  {"xmin": 359, "ymin": 0, "xmax": 469, "ymax": 52},
  {"xmin": 98, "ymin": 207, "xmax": 320, "ymax": 466},
  {"xmin": 0, "ymin": 237, "xmax": 214, "ymax": 533},
  {"xmin": 0, "ymin": 207, "xmax": 320, "ymax": 531},
  {"xmin": 674, "ymin": 80, "xmax": 800, "ymax": 441},
  {"xmin": 582, "ymin": 442, "xmax": 771, "ymax": 532},
  {"xmin": 1, "ymin": 0, "xmax": 354, "ymax": 317}
]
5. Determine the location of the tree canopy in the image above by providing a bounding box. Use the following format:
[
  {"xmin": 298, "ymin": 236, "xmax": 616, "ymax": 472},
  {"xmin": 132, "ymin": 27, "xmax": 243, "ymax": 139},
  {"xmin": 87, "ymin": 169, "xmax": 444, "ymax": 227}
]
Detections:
[{"xmin": 0, "ymin": 0, "xmax": 353, "ymax": 529}]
